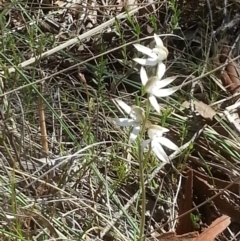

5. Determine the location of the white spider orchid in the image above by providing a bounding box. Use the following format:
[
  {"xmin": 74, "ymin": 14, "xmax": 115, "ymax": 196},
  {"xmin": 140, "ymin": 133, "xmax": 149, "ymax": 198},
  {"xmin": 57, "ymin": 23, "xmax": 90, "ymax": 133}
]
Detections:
[
  {"xmin": 142, "ymin": 124, "xmax": 178, "ymax": 163},
  {"xmin": 133, "ymin": 34, "xmax": 168, "ymax": 67},
  {"xmin": 114, "ymin": 99, "xmax": 145, "ymax": 144},
  {"xmin": 140, "ymin": 66, "xmax": 179, "ymax": 113}
]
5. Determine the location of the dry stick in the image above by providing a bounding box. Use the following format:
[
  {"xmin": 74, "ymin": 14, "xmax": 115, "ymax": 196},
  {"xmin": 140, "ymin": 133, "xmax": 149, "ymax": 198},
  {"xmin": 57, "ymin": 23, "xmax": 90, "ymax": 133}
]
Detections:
[
  {"xmin": 210, "ymin": 92, "xmax": 240, "ymax": 107},
  {"xmin": 214, "ymin": 17, "xmax": 240, "ymax": 37},
  {"xmin": 180, "ymin": 55, "xmax": 240, "ymax": 88},
  {"xmin": 1, "ymin": 53, "xmax": 240, "ymax": 100},
  {"xmin": 38, "ymin": 83, "xmax": 49, "ymax": 156},
  {"xmin": 222, "ymin": 0, "xmax": 228, "ymax": 26},
  {"xmin": 0, "ymin": 6, "xmax": 141, "ymax": 76},
  {"xmin": 98, "ymin": 129, "xmax": 202, "ymax": 239}
]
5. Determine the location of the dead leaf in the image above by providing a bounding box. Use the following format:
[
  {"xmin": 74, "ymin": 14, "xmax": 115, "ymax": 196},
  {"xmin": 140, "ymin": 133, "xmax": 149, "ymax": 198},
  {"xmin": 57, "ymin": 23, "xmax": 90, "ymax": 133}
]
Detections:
[
  {"xmin": 194, "ymin": 101, "xmax": 217, "ymax": 120},
  {"xmin": 177, "ymin": 169, "xmax": 194, "ymax": 234},
  {"xmin": 191, "ymin": 168, "xmax": 239, "ymax": 195},
  {"xmin": 193, "ymin": 175, "xmax": 240, "ymax": 224},
  {"xmin": 221, "ymin": 65, "xmax": 240, "ymax": 94},
  {"xmin": 195, "ymin": 215, "xmax": 230, "ymax": 241},
  {"xmin": 181, "ymin": 101, "xmax": 217, "ymax": 120},
  {"xmin": 20, "ymin": 208, "xmax": 59, "ymax": 238},
  {"xmin": 219, "ymin": 43, "xmax": 240, "ymax": 95},
  {"xmin": 150, "ymin": 231, "xmax": 199, "ymax": 241},
  {"xmin": 181, "ymin": 101, "xmax": 191, "ymax": 109}
]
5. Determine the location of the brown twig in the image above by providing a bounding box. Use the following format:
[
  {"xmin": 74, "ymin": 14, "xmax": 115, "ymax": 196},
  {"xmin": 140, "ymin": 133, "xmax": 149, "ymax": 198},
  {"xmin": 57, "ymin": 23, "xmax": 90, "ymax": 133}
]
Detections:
[{"xmin": 38, "ymin": 83, "xmax": 49, "ymax": 156}]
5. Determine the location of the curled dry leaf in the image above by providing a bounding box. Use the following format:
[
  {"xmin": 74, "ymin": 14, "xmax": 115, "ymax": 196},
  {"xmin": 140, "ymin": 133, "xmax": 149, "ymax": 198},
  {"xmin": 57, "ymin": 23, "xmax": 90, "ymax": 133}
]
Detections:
[
  {"xmin": 150, "ymin": 215, "xmax": 230, "ymax": 241},
  {"xmin": 194, "ymin": 174, "xmax": 240, "ymax": 224},
  {"xmin": 219, "ymin": 43, "xmax": 240, "ymax": 94},
  {"xmin": 221, "ymin": 64, "xmax": 240, "ymax": 94},
  {"xmin": 191, "ymin": 168, "xmax": 239, "ymax": 195},
  {"xmin": 195, "ymin": 215, "xmax": 230, "ymax": 241}
]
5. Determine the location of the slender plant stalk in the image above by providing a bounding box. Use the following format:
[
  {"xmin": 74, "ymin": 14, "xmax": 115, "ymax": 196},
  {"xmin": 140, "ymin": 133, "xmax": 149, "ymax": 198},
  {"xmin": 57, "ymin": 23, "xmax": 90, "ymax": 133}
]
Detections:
[
  {"xmin": 138, "ymin": 100, "xmax": 151, "ymax": 241},
  {"xmin": 38, "ymin": 83, "xmax": 49, "ymax": 156},
  {"xmin": 138, "ymin": 141, "xmax": 146, "ymax": 241}
]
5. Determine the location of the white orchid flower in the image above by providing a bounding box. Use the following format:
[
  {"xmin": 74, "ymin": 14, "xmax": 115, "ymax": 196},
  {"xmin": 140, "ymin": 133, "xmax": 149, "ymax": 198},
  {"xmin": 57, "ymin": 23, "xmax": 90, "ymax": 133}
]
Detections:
[
  {"xmin": 133, "ymin": 34, "xmax": 168, "ymax": 66},
  {"xmin": 142, "ymin": 125, "xmax": 178, "ymax": 163},
  {"xmin": 114, "ymin": 99, "xmax": 145, "ymax": 143},
  {"xmin": 140, "ymin": 66, "xmax": 179, "ymax": 113}
]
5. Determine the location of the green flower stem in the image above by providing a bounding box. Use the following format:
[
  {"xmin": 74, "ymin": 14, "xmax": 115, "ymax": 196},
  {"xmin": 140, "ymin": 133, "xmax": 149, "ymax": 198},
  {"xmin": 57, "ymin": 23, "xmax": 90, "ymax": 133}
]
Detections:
[
  {"xmin": 138, "ymin": 98, "xmax": 151, "ymax": 241},
  {"xmin": 138, "ymin": 138, "xmax": 145, "ymax": 241}
]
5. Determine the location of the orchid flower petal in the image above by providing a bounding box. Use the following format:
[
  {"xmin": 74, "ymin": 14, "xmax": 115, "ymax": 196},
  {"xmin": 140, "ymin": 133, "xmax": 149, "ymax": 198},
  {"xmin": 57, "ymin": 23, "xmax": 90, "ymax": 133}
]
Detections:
[
  {"xmin": 154, "ymin": 34, "xmax": 164, "ymax": 47},
  {"xmin": 148, "ymin": 125, "xmax": 169, "ymax": 139},
  {"xmin": 133, "ymin": 58, "xmax": 159, "ymax": 66},
  {"xmin": 133, "ymin": 44, "xmax": 157, "ymax": 59},
  {"xmin": 158, "ymin": 137, "xmax": 179, "ymax": 150},
  {"xmin": 140, "ymin": 66, "xmax": 148, "ymax": 86},
  {"xmin": 155, "ymin": 76, "xmax": 178, "ymax": 89},
  {"xmin": 130, "ymin": 106, "xmax": 145, "ymax": 122},
  {"xmin": 129, "ymin": 125, "xmax": 140, "ymax": 143},
  {"xmin": 153, "ymin": 35, "xmax": 168, "ymax": 60},
  {"xmin": 152, "ymin": 48, "xmax": 168, "ymax": 61},
  {"xmin": 114, "ymin": 118, "xmax": 135, "ymax": 126},
  {"xmin": 151, "ymin": 139, "xmax": 169, "ymax": 163},
  {"xmin": 115, "ymin": 99, "xmax": 132, "ymax": 115},
  {"xmin": 141, "ymin": 139, "xmax": 151, "ymax": 151},
  {"xmin": 156, "ymin": 62, "xmax": 166, "ymax": 79},
  {"xmin": 144, "ymin": 76, "xmax": 160, "ymax": 93},
  {"xmin": 149, "ymin": 95, "xmax": 160, "ymax": 113},
  {"xmin": 152, "ymin": 86, "xmax": 180, "ymax": 97}
]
